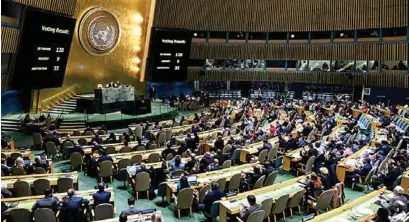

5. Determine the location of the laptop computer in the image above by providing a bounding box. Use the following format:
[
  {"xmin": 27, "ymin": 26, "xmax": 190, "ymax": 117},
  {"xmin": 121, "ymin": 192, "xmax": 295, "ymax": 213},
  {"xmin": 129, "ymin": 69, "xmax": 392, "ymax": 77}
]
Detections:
[{"xmin": 187, "ymin": 175, "xmax": 198, "ymax": 185}]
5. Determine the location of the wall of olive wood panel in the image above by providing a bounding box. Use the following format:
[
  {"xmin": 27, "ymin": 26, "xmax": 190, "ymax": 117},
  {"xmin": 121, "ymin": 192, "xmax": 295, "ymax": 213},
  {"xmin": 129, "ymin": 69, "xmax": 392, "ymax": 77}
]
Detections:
[
  {"xmin": 1, "ymin": 27, "xmax": 20, "ymax": 53},
  {"xmin": 153, "ymin": 0, "xmax": 408, "ymax": 32},
  {"xmin": 187, "ymin": 68, "xmax": 409, "ymax": 88},
  {"xmin": 190, "ymin": 43, "xmax": 408, "ymax": 61},
  {"xmin": 11, "ymin": 0, "xmax": 76, "ymax": 16}
]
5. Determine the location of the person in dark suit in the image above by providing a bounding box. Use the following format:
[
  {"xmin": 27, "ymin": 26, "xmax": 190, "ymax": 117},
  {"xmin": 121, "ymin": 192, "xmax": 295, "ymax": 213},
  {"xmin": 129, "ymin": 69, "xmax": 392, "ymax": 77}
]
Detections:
[
  {"xmin": 32, "ymin": 156, "xmax": 50, "ymax": 172},
  {"xmin": 32, "ymin": 188, "xmax": 60, "ymax": 213},
  {"xmin": 161, "ymin": 143, "xmax": 177, "ymax": 159},
  {"xmin": 98, "ymin": 150, "xmax": 113, "ymax": 163},
  {"xmin": 203, "ymin": 182, "xmax": 224, "ymax": 213},
  {"xmin": 185, "ymin": 134, "xmax": 196, "ymax": 152},
  {"xmin": 1, "ymin": 158, "xmax": 10, "ymax": 176},
  {"xmin": 214, "ymin": 135, "xmax": 224, "ymax": 150},
  {"xmin": 239, "ymin": 195, "xmax": 263, "ymax": 221},
  {"xmin": 120, "ymin": 197, "xmax": 141, "ymax": 216},
  {"xmin": 92, "ymin": 183, "xmax": 111, "ymax": 207},
  {"xmin": 61, "ymin": 189, "xmax": 89, "ymax": 216},
  {"xmin": 258, "ymin": 139, "xmax": 272, "ymax": 152}
]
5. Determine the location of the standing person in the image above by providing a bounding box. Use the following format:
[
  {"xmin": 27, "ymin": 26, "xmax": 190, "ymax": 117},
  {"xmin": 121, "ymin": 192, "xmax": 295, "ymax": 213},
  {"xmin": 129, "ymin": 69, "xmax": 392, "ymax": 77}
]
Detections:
[
  {"xmin": 60, "ymin": 189, "xmax": 89, "ymax": 222},
  {"xmin": 148, "ymin": 85, "xmax": 155, "ymax": 101},
  {"xmin": 203, "ymin": 182, "xmax": 224, "ymax": 214}
]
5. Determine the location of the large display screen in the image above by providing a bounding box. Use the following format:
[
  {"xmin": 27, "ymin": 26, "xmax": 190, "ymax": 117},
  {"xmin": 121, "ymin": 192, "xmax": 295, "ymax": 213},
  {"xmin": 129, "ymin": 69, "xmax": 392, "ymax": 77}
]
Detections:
[
  {"xmin": 12, "ymin": 7, "xmax": 76, "ymax": 89},
  {"xmin": 147, "ymin": 28, "xmax": 192, "ymax": 82}
]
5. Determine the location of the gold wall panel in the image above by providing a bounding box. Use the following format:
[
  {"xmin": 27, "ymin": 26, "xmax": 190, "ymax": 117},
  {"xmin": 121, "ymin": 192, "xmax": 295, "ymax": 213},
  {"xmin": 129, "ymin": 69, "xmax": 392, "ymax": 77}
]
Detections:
[
  {"xmin": 190, "ymin": 43, "xmax": 408, "ymax": 61},
  {"xmin": 12, "ymin": 0, "xmax": 77, "ymax": 16},
  {"xmin": 187, "ymin": 68, "xmax": 409, "ymax": 88},
  {"xmin": 40, "ymin": 0, "xmax": 153, "ymax": 101},
  {"xmin": 153, "ymin": 0, "xmax": 408, "ymax": 32},
  {"xmin": 1, "ymin": 27, "xmax": 20, "ymax": 53}
]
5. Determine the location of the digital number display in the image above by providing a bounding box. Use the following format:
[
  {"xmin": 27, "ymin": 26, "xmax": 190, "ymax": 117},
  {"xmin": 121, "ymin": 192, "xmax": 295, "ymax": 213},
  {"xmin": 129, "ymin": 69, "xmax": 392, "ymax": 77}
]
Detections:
[
  {"xmin": 12, "ymin": 7, "xmax": 76, "ymax": 89},
  {"xmin": 147, "ymin": 28, "xmax": 192, "ymax": 82}
]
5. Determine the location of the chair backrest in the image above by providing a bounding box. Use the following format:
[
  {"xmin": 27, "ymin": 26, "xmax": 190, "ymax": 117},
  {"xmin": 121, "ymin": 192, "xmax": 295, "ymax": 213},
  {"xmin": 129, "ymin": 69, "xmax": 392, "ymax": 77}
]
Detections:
[
  {"xmin": 316, "ymin": 189, "xmax": 335, "ymax": 211},
  {"xmin": 34, "ymin": 208, "xmax": 56, "ymax": 222},
  {"xmin": 209, "ymin": 201, "xmax": 221, "ymax": 218},
  {"xmin": 134, "ymin": 125, "xmax": 143, "ymax": 139},
  {"xmin": 217, "ymin": 177, "xmax": 227, "ymax": 192},
  {"xmin": 175, "ymin": 188, "xmax": 194, "ymax": 209},
  {"xmin": 13, "ymin": 180, "xmax": 31, "ymax": 197},
  {"xmin": 157, "ymin": 182, "xmax": 167, "ymax": 197},
  {"xmin": 118, "ymin": 159, "xmax": 131, "ymax": 170},
  {"xmin": 135, "ymin": 146, "xmax": 146, "ymax": 151},
  {"xmin": 267, "ymin": 148, "xmax": 278, "ymax": 162},
  {"xmin": 258, "ymin": 150, "xmax": 268, "ymax": 163},
  {"xmin": 271, "ymin": 194, "xmax": 289, "ymax": 214},
  {"xmin": 198, "ymin": 184, "xmax": 211, "ymax": 204},
  {"xmin": 148, "ymin": 153, "xmax": 161, "ymax": 163},
  {"xmin": 78, "ymin": 138, "xmax": 87, "ymax": 146},
  {"xmin": 45, "ymin": 141, "xmax": 58, "ymax": 155},
  {"xmin": 62, "ymin": 141, "xmax": 74, "ymax": 149},
  {"xmin": 119, "ymin": 147, "xmax": 132, "ymax": 153},
  {"xmin": 34, "ymin": 167, "xmax": 47, "ymax": 174},
  {"xmin": 70, "ymin": 152, "xmax": 83, "ymax": 169},
  {"xmin": 274, "ymin": 156, "xmax": 283, "ymax": 168},
  {"xmin": 10, "ymin": 152, "xmax": 23, "ymax": 160},
  {"xmin": 228, "ymin": 173, "xmax": 241, "ymax": 191},
  {"xmin": 261, "ymin": 198, "xmax": 274, "ymax": 219},
  {"xmin": 33, "ymin": 179, "xmax": 51, "ymax": 195},
  {"xmin": 253, "ymin": 175, "xmax": 266, "ymax": 189},
  {"xmin": 158, "ymin": 133, "xmax": 166, "ymax": 145},
  {"xmin": 364, "ymin": 167, "xmax": 376, "ymax": 184},
  {"xmin": 12, "ymin": 167, "xmax": 26, "ymax": 175},
  {"xmin": 247, "ymin": 210, "xmax": 265, "ymax": 222},
  {"xmin": 10, "ymin": 208, "xmax": 32, "ymax": 222},
  {"xmin": 305, "ymin": 156, "xmax": 315, "ymax": 173},
  {"xmin": 131, "ymin": 154, "xmax": 143, "ymax": 164},
  {"xmin": 222, "ymin": 160, "xmax": 232, "ymax": 169},
  {"xmin": 264, "ymin": 171, "xmax": 278, "ymax": 186},
  {"xmin": 287, "ymin": 189, "xmax": 305, "ymax": 208},
  {"xmin": 134, "ymin": 172, "xmax": 150, "ymax": 192},
  {"xmin": 166, "ymin": 153, "xmax": 174, "ymax": 161},
  {"xmin": 99, "ymin": 161, "xmax": 113, "ymax": 177},
  {"xmin": 94, "ymin": 203, "xmax": 114, "ymax": 220},
  {"xmin": 231, "ymin": 149, "xmax": 241, "ymax": 161},
  {"xmin": 165, "ymin": 130, "xmax": 172, "ymax": 141},
  {"xmin": 57, "ymin": 177, "xmax": 74, "ymax": 193},
  {"xmin": 105, "ymin": 146, "xmax": 116, "ymax": 154},
  {"xmin": 222, "ymin": 144, "xmax": 232, "ymax": 154},
  {"xmin": 84, "ymin": 131, "xmax": 94, "ymax": 136},
  {"xmin": 32, "ymin": 133, "xmax": 43, "ymax": 145},
  {"xmin": 148, "ymin": 144, "xmax": 158, "ymax": 150}
]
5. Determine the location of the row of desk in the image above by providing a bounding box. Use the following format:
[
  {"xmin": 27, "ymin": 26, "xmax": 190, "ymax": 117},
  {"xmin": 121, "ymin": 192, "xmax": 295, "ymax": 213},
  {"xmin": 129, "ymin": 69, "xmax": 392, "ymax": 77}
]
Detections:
[{"xmin": 1, "ymin": 172, "xmax": 79, "ymax": 189}]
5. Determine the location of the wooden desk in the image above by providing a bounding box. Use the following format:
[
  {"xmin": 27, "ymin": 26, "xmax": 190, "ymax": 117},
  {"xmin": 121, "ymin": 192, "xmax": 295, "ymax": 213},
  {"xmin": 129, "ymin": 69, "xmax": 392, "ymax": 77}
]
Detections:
[
  {"xmin": 239, "ymin": 137, "xmax": 279, "ymax": 163},
  {"xmin": 82, "ymin": 140, "xmax": 152, "ymax": 155},
  {"xmin": 165, "ymin": 163, "xmax": 260, "ymax": 203},
  {"xmin": 1, "ymin": 150, "xmax": 33, "ymax": 160},
  {"xmin": 2, "ymin": 188, "xmax": 114, "ymax": 213},
  {"xmin": 2, "ymin": 172, "xmax": 79, "ymax": 189},
  {"xmin": 310, "ymin": 187, "xmax": 387, "ymax": 222},
  {"xmin": 219, "ymin": 175, "xmax": 308, "ymax": 222},
  {"xmin": 57, "ymin": 128, "xmax": 100, "ymax": 135},
  {"xmin": 401, "ymin": 170, "xmax": 409, "ymax": 195},
  {"xmin": 175, "ymin": 128, "xmax": 222, "ymax": 144},
  {"xmin": 93, "ymin": 212, "xmax": 154, "ymax": 222},
  {"xmin": 336, "ymin": 146, "xmax": 372, "ymax": 183},
  {"xmin": 60, "ymin": 134, "xmax": 122, "ymax": 143},
  {"xmin": 282, "ymin": 147, "xmax": 307, "ymax": 172}
]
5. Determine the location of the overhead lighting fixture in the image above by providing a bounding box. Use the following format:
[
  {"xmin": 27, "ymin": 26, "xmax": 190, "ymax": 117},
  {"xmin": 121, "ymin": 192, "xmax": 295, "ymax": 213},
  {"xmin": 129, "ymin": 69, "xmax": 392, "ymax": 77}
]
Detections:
[{"xmin": 290, "ymin": 34, "xmax": 295, "ymax": 38}]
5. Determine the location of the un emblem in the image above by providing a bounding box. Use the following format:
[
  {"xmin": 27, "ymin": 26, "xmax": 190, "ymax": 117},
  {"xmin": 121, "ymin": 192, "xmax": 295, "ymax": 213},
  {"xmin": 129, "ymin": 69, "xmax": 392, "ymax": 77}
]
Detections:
[{"xmin": 79, "ymin": 7, "xmax": 121, "ymax": 56}]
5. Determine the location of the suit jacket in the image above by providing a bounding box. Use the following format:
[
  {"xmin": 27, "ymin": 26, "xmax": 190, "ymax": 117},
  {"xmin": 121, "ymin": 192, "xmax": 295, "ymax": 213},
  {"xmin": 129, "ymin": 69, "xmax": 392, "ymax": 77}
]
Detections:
[
  {"xmin": 240, "ymin": 203, "xmax": 263, "ymax": 221},
  {"xmin": 98, "ymin": 155, "xmax": 113, "ymax": 163},
  {"xmin": 1, "ymin": 165, "xmax": 10, "ymax": 176},
  {"xmin": 203, "ymin": 190, "xmax": 224, "ymax": 213},
  {"xmin": 32, "ymin": 197, "xmax": 60, "ymax": 212},
  {"xmin": 120, "ymin": 206, "xmax": 141, "ymax": 216},
  {"xmin": 92, "ymin": 191, "xmax": 111, "ymax": 207},
  {"xmin": 62, "ymin": 196, "xmax": 89, "ymax": 211}
]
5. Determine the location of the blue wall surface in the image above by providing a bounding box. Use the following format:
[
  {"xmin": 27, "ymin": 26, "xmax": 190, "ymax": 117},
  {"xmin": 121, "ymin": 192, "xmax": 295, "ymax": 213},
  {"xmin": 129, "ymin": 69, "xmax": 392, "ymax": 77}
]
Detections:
[
  {"xmin": 1, "ymin": 90, "xmax": 31, "ymax": 115},
  {"xmin": 146, "ymin": 81, "xmax": 194, "ymax": 98}
]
